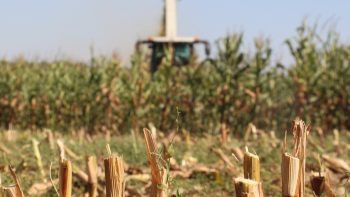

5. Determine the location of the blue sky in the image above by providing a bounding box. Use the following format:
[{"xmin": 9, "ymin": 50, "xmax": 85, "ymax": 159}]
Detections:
[{"xmin": 0, "ymin": 0, "xmax": 349, "ymax": 64}]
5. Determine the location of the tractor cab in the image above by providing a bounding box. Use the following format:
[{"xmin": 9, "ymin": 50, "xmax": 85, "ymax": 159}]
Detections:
[
  {"xmin": 135, "ymin": 0, "xmax": 211, "ymax": 72},
  {"xmin": 136, "ymin": 37, "xmax": 210, "ymax": 72}
]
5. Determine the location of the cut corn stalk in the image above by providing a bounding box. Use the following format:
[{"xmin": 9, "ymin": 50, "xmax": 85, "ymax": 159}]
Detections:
[
  {"xmin": 3, "ymin": 166, "xmax": 24, "ymax": 197},
  {"xmin": 32, "ymin": 138, "xmax": 46, "ymax": 181},
  {"xmin": 182, "ymin": 129, "xmax": 192, "ymax": 147},
  {"xmin": 59, "ymin": 159, "xmax": 72, "ymax": 197},
  {"xmin": 281, "ymin": 153, "xmax": 300, "ymax": 197},
  {"xmin": 322, "ymin": 154, "xmax": 350, "ymax": 173},
  {"xmin": 104, "ymin": 144, "xmax": 125, "ymax": 197},
  {"xmin": 57, "ymin": 140, "xmax": 66, "ymax": 161},
  {"xmin": 45, "ymin": 129, "xmax": 55, "ymax": 150},
  {"xmin": 244, "ymin": 123, "xmax": 257, "ymax": 142},
  {"xmin": 292, "ymin": 118, "xmax": 309, "ymax": 197},
  {"xmin": 3, "ymin": 185, "xmax": 18, "ymax": 197},
  {"xmin": 0, "ymin": 144, "xmax": 11, "ymax": 154},
  {"xmin": 71, "ymin": 165, "xmax": 105, "ymax": 194},
  {"xmin": 86, "ymin": 156, "xmax": 98, "ymax": 197},
  {"xmin": 56, "ymin": 139, "xmax": 81, "ymax": 160},
  {"xmin": 310, "ymin": 172, "xmax": 335, "ymax": 197},
  {"xmin": 232, "ymin": 147, "xmax": 244, "ymax": 162},
  {"xmin": 243, "ymin": 147, "xmax": 260, "ymax": 181},
  {"xmin": 281, "ymin": 118, "xmax": 310, "ymax": 197},
  {"xmin": 143, "ymin": 128, "xmax": 168, "ymax": 197},
  {"xmin": 234, "ymin": 177, "xmax": 262, "ymax": 197},
  {"xmin": 220, "ymin": 123, "xmax": 228, "ymax": 145},
  {"xmin": 310, "ymin": 173, "xmax": 325, "ymax": 196}
]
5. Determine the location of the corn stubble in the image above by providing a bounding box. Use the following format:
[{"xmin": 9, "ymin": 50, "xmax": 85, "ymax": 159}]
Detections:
[
  {"xmin": 281, "ymin": 153, "xmax": 300, "ymax": 197},
  {"xmin": 0, "ymin": 118, "xmax": 343, "ymax": 196},
  {"xmin": 3, "ymin": 186, "xmax": 19, "ymax": 197},
  {"xmin": 56, "ymin": 140, "xmax": 72, "ymax": 197},
  {"xmin": 234, "ymin": 147, "xmax": 263, "ymax": 197},
  {"xmin": 0, "ymin": 166, "xmax": 24, "ymax": 197},
  {"xmin": 143, "ymin": 128, "xmax": 168, "ymax": 197},
  {"xmin": 310, "ymin": 172, "xmax": 335, "ymax": 197},
  {"xmin": 234, "ymin": 178, "xmax": 261, "ymax": 197},
  {"xmin": 86, "ymin": 156, "xmax": 98, "ymax": 197},
  {"xmin": 243, "ymin": 148, "xmax": 260, "ymax": 182},
  {"xmin": 104, "ymin": 146, "xmax": 125, "ymax": 197},
  {"xmin": 59, "ymin": 159, "xmax": 72, "ymax": 197},
  {"xmin": 281, "ymin": 118, "xmax": 310, "ymax": 197}
]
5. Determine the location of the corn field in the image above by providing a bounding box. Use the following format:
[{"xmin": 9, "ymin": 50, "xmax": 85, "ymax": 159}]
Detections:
[
  {"xmin": 0, "ymin": 118, "xmax": 348, "ymax": 196},
  {"xmin": 0, "ymin": 23, "xmax": 349, "ymax": 134}
]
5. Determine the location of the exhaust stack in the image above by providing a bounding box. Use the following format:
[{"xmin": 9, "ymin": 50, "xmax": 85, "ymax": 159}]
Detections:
[{"xmin": 165, "ymin": 0, "xmax": 177, "ymax": 38}]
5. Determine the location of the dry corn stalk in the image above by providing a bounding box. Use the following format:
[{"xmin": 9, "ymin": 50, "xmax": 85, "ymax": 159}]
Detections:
[
  {"xmin": 234, "ymin": 177, "xmax": 262, "ymax": 197},
  {"xmin": 45, "ymin": 129, "xmax": 55, "ymax": 150},
  {"xmin": 0, "ymin": 143, "xmax": 12, "ymax": 154},
  {"xmin": 244, "ymin": 123, "xmax": 258, "ymax": 142},
  {"xmin": 322, "ymin": 154, "xmax": 350, "ymax": 173},
  {"xmin": 0, "ymin": 167, "xmax": 23, "ymax": 197},
  {"xmin": 56, "ymin": 139, "xmax": 81, "ymax": 160},
  {"xmin": 332, "ymin": 129, "xmax": 339, "ymax": 146},
  {"xmin": 148, "ymin": 123, "xmax": 157, "ymax": 142},
  {"xmin": 212, "ymin": 148, "xmax": 235, "ymax": 170},
  {"xmin": 281, "ymin": 153, "xmax": 300, "ymax": 197},
  {"xmin": 243, "ymin": 147, "xmax": 260, "ymax": 181},
  {"xmin": 3, "ymin": 185, "xmax": 18, "ymax": 197},
  {"xmin": 57, "ymin": 139, "xmax": 72, "ymax": 197},
  {"xmin": 281, "ymin": 118, "xmax": 310, "ymax": 197},
  {"xmin": 220, "ymin": 123, "xmax": 228, "ymax": 144},
  {"xmin": 28, "ymin": 179, "xmax": 58, "ymax": 196},
  {"xmin": 72, "ymin": 165, "xmax": 88, "ymax": 182},
  {"xmin": 232, "ymin": 147, "xmax": 244, "ymax": 162},
  {"xmin": 2, "ymin": 166, "xmax": 24, "ymax": 197},
  {"xmin": 143, "ymin": 128, "xmax": 168, "ymax": 197},
  {"xmin": 71, "ymin": 165, "xmax": 105, "ymax": 194},
  {"xmin": 59, "ymin": 159, "xmax": 72, "ymax": 197},
  {"xmin": 86, "ymin": 156, "xmax": 98, "ymax": 197},
  {"xmin": 310, "ymin": 172, "xmax": 335, "ymax": 197},
  {"xmin": 5, "ymin": 129, "xmax": 16, "ymax": 142},
  {"xmin": 104, "ymin": 145, "xmax": 125, "ymax": 197},
  {"xmin": 32, "ymin": 138, "xmax": 46, "ymax": 181},
  {"xmin": 292, "ymin": 118, "xmax": 309, "ymax": 197},
  {"xmin": 182, "ymin": 129, "xmax": 192, "ymax": 146}
]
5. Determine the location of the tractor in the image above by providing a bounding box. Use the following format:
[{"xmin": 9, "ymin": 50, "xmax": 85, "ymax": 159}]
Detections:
[{"xmin": 136, "ymin": 0, "xmax": 210, "ymax": 72}]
